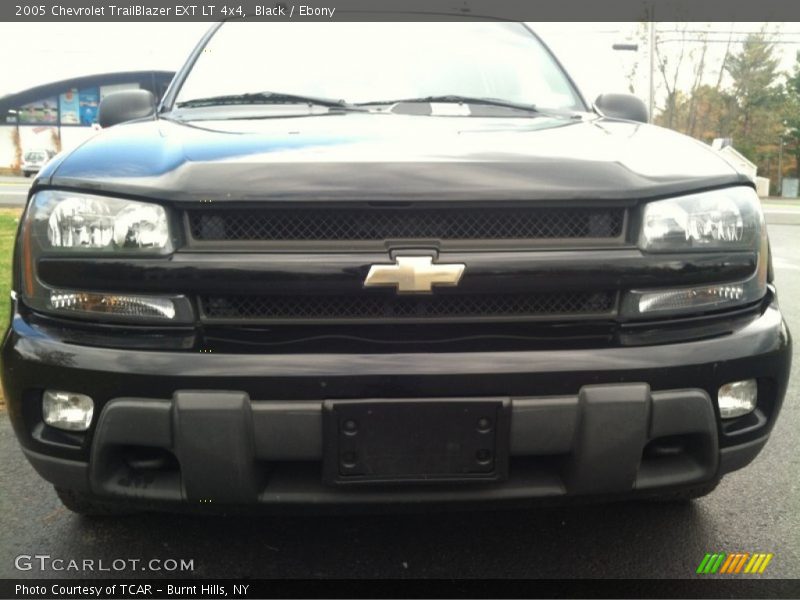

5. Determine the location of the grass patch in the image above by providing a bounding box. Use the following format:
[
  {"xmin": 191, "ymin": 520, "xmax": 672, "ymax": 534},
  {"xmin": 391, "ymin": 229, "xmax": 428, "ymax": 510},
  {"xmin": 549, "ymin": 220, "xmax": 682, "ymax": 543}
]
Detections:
[
  {"xmin": 0, "ymin": 209, "xmax": 21, "ymax": 334},
  {"xmin": 0, "ymin": 209, "xmax": 22, "ymax": 407}
]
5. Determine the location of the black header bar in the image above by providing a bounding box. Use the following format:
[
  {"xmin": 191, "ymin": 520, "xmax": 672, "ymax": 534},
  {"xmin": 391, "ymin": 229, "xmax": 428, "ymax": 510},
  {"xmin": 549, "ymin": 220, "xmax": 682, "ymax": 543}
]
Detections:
[
  {"xmin": 3, "ymin": 0, "xmax": 800, "ymax": 22},
  {"xmin": 4, "ymin": 578, "xmax": 800, "ymax": 599}
]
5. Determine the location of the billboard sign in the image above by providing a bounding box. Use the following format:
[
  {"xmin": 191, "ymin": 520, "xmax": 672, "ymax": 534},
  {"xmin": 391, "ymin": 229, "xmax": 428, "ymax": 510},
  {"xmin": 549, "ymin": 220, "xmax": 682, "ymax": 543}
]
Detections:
[
  {"xmin": 79, "ymin": 87, "xmax": 99, "ymax": 125},
  {"xmin": 18, "ymin": 97, "xmax": 58, "ymax": 124},
  {"xmin": 59, "ymin": 88, "xmax": 80, "ymax": 124}
]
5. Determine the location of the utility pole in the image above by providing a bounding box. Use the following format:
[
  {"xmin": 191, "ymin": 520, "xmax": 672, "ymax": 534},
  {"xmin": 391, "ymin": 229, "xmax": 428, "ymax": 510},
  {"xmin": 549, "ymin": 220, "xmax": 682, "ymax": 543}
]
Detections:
[
  {"xmin": 778, "ymin": 136, "xmax": 784, "ymax": 196},
  {"xmin": 648, "ymin": 19, "xmax": 656, "ymax": 123},
  {"xmin": 612, "ymin": 17, "xmax": 656, "ymax": 122},
  {"xmin": 612, "ymin": 21, "xmax": 655, "ymax": 118}
]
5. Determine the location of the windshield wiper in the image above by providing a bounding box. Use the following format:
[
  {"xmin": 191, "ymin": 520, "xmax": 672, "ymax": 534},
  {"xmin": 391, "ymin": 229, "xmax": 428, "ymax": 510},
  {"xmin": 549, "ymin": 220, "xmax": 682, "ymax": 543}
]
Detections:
[
  {"xmin": 355, "ymin": 94, "xmax": 541, "ymax": 113},
  {"xmin": 176, "ymin": 91, "xmax": 363, "ymax": 110}
]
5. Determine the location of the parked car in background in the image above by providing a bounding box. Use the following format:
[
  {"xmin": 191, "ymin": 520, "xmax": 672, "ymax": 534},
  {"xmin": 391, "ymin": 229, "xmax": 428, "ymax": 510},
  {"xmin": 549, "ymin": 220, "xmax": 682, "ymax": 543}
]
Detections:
[
  {"xmin": 20, "ymin": 149, "xmax": 55, "ymax": 177},
  {"xmin": 2, "ymin": 21, "xmax": 792, "ymax": 515}
]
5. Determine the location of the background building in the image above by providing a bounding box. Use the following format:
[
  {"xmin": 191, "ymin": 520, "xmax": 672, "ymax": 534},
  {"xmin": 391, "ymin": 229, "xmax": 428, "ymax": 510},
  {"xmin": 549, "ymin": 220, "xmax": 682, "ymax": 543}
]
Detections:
[{"xmin": 0, "ymin": 70, "xmax": 174, "ymax": 173}]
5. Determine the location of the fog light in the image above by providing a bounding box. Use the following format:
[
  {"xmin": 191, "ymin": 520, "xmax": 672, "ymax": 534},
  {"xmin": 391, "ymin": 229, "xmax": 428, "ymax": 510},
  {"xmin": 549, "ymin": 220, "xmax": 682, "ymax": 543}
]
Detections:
[
  {"xmin": 42, "ymin": 390, "xmax": 94, "ymax": 431},
  {"xmin": 718, "ymin": 379, "xmax": 757, "ymax": 419}
]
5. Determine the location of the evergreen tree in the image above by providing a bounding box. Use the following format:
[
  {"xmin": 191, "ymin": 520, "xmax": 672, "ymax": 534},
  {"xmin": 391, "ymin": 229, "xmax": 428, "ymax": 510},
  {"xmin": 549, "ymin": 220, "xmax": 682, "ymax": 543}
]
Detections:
[
  {"xmin": 724, "ymin": 31, "xmax": 784, "ymax": 161},
  {"xmin": 784, "ymin": 51, "xmax": 800, "ymax": 178}
]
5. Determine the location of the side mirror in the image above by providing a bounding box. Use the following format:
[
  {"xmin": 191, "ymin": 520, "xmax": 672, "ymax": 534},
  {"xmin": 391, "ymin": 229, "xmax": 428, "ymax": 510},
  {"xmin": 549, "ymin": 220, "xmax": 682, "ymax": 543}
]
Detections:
[
  {"xmin": 594, "ymin": 93, "xmax": 649, "ymax": 124},
  {"xmin": 98, "ymin": 90, "xmax": 156, "ymax": 128}
]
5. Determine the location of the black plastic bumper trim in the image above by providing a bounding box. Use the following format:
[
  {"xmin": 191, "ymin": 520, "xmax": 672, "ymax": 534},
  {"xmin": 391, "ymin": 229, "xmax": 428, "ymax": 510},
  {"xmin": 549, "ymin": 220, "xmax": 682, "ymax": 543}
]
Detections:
[
  {"xmin": 26, "ymin": 384, "xmax": 736, "ymax": 504},
  {"xmin": 17, "ymin": 386, "xmax": 768, "ymax": 506},
  {"xmin": 20, "ymin": 447, "xmax": 90, "ymax": 493},
  {"xmin": 719, "ymin": 434, "xmax": 769, "ymax": 475}
]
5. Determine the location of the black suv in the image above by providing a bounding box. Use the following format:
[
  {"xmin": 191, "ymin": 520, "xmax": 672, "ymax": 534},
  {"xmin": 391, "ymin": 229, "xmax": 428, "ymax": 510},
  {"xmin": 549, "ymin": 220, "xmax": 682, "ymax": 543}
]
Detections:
[{"xmin": 3, "ymin": 22, "xmax": 791, "ymax": 514}]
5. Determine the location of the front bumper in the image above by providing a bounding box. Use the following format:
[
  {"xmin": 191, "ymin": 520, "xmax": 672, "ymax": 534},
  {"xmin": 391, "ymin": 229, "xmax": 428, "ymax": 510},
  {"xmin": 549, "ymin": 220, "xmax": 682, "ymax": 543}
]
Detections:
[{"xmin": 2, "ymin": 299, "xmax": 792, "ymax": 507}]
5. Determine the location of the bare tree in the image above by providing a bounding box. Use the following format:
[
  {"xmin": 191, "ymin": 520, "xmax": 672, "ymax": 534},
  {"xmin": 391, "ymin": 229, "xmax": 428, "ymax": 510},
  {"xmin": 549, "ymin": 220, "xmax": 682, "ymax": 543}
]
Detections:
[
  {"xmin": 655, "ymin": 22, "xmax": 689, "ymax": 129},
  {"xmin": 716, "ymin": 25, "xmax": 735, "ymax": 91},
  {"xmin": 686, "ymin": 30, "xmax": 709, "ymax": 136}
]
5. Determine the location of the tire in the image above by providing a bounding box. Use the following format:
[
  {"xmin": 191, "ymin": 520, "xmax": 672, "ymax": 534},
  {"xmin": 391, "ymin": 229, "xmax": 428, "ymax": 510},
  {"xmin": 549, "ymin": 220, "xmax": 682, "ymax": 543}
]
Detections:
[
  {"xmin": 647, "ymin": 480, "xmax": 719, "ymax": 503},
  {"xmin": 55, "ymin": 486, "xmax": 138, "ymax": 516},
  {"xmin": 23, "ymin": 172, "xmax": 31, "ymax": 178}
]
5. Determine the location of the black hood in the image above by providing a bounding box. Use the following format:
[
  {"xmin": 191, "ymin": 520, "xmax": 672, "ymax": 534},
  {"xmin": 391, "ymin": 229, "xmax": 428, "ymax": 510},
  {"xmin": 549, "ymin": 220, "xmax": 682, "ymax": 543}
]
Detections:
[{"xmin": 42, "ymin": 113, "xmax": 748, "ymax": 203}]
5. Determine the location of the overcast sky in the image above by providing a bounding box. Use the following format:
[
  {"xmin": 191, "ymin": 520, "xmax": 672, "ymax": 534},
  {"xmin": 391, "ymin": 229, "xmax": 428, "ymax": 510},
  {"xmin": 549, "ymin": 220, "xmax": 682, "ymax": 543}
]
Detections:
[
  {"xmin": 2, "ymin": 22, "xmax": 800, "ymax": 108},
  {"xmin": 0, "ymin": 23, "xmax": 210, "ymax": 97}
]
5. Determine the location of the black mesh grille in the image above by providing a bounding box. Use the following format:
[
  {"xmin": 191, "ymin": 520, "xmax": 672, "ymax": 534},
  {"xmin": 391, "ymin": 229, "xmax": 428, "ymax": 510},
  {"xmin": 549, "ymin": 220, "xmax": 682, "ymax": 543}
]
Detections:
[
  {"xmin": 200, "ymin": 292, "xmax": 616, "ymax": 321},
  {"xmin": 188, "ymin": 206, "xmax": 625, "ymax": 243}
]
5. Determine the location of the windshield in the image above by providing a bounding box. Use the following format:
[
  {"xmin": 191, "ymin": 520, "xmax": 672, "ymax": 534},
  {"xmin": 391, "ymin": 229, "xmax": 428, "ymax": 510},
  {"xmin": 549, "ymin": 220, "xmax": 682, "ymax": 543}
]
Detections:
[
  {"xmin": 24, "ymin": 152, "xmax": 45, "ymax": 161},
  {"xmin": 174, "ymin": 22, "xmax": 584, "ymax": 113}
]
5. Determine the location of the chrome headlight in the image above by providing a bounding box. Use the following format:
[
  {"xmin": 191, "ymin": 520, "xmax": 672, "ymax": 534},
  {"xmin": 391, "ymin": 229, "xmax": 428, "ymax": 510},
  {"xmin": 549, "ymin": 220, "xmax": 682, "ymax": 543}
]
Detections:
[
  {"xmin": 36, "ymin": 190, "xmax": 171, "ymax": 252},
  {"xmin": 19, "ymin": 190, "xmax": 191, "ymax": 323},
  {"xmin": 624, "ymin": 186, "xmax": 768, "ymax": 318},
  {"xmin": 639, "ymin": 186, "xmax": 761, "ymax": 252}
]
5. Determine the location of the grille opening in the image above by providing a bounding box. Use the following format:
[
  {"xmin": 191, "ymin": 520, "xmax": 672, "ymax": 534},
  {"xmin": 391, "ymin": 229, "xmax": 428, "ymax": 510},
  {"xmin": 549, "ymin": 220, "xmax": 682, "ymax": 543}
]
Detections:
[
  {"xmin": 200, "ymin": 291, "xmax": 617, "ymax": 322},
  {"xmin": 188, "ymin": 206, "xmax": 625, "ymax": 243},
  {"xmin": 637, "ymin": 433, "xmax": 716, "ymax": 488},
  {"xmin": 200, "ymin": 321, "xmax": 619, "ymax": 354},
  {"xmin": 121, "ymin": 446, "xmax": 179, "ymax": 473},
  {"xmin": 96, "ymin": 445, "xmax": 182, "ymax": 501},
  {"xmin": 642, "ymin": 435, "xmax": 689, "ymax": 459},
  {"xmin": 640, "ymin": 434, "xmax": 711, "ymax": 470}
]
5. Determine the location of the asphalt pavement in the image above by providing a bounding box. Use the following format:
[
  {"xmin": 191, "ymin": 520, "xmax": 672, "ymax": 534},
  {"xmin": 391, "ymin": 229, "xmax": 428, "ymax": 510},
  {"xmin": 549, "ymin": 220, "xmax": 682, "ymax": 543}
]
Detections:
[
  {"xmin": 0, "ymin": 176, "xmax": 31, "ymax": 206},
  {"xmin": 0, "ymin": 189, "xmax": 798, "ymax": 581}
]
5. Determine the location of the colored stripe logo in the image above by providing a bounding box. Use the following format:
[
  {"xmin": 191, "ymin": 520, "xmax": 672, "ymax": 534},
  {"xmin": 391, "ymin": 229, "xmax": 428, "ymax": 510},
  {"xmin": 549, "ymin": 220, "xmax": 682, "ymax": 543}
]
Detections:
[{"xmin": 696, "ymin": 552, "xmax": 774, "ymax": 574}]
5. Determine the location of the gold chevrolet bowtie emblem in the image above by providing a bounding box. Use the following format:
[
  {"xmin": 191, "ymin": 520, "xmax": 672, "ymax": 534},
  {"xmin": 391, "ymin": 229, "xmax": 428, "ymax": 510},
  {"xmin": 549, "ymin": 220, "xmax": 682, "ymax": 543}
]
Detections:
[{"xmin": 364, "ymin": 256, "xmax": 466, "ymax": 294}]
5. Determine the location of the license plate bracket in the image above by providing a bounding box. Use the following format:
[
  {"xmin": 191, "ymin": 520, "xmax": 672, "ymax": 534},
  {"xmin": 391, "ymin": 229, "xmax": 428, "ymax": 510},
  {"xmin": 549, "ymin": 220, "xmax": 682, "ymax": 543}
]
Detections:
[{"xmin": 322, "ymin": 398, "xmax": 510, "ymax": 485}]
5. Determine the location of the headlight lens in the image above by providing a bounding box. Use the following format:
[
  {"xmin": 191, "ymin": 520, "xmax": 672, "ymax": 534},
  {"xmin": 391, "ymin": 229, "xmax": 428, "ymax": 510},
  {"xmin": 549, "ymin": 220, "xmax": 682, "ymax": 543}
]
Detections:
[
  {"xmin": 43, "ymin": 191, "xmax": 170, "ymax": 251},
  {"xmin": 624, "ymin": 186, "xmax": 768, "ymax": 319},
  {"xmin": 639, "ymin": 187, "xmax": 761, "ymax": 252},
  {"xmin": 18, "ymin": 190, "xmax": 191, "ymax": 323}
]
